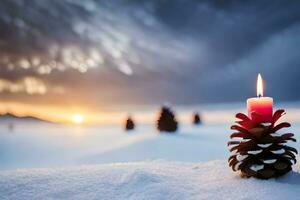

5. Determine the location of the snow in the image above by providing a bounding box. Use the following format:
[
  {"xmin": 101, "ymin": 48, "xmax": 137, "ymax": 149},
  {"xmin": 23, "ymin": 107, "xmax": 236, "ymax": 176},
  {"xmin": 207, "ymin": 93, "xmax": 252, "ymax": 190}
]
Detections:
[
  {"xmin": 1, "ymin": 104, "xmax": 300, "ymax": 199},
  {"xmin": 1, "ymin": 160, "xmax": 300, "ymax": 200},
  {"xmin": 0, "ymin": 124, "xmax": 232, "ymax": 170}
]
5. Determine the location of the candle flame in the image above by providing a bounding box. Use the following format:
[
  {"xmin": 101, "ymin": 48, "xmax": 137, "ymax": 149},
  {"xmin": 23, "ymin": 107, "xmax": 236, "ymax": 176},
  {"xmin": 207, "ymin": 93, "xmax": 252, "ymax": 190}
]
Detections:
[{"xmin": 257, "ymin": 73, "xmax": 263, "ymax": 97}]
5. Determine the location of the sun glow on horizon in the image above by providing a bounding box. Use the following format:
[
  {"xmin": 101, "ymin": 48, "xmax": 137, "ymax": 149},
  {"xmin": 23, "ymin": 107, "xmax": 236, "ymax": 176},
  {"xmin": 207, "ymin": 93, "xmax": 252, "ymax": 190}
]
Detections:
[
  {"xmin": 0, "ymin": 101, "xmax": 136, "ymax": 125},
  {"xmin": 72, "ymin": 114, "xmax": 84, "ymax": 124}
]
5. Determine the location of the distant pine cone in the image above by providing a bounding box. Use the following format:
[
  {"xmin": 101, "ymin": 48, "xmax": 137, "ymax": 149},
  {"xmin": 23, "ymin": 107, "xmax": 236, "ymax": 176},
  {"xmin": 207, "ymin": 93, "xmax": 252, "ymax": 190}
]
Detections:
[
  {"xmin": 228, "ymin": 109, "xmax": 297, "ymax": 179},
  {"xmin": 157, "ymin": 106, "xmax": 178, "ymax": 132},
  {"xmin": 125, "ymin": 117, "xmax": 135, "ymax": 131},
  {"xmin": 193, "ymin": 112, "xmax": 202, "ymax": 125}
]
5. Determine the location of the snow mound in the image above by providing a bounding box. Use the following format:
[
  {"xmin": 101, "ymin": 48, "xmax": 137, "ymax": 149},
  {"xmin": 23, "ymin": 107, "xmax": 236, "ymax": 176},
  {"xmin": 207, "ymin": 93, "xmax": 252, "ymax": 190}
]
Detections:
[{"xmin": 1, "ymin": 160, "xmax": 300, "ymax": 200}]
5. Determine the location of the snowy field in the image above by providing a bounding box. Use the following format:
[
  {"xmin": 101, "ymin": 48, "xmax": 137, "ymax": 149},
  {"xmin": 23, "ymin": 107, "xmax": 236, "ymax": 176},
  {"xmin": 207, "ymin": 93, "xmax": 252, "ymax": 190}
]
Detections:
[
  {"xmin": 1, "ymin": 104, "xmax": 300, "ymax": 199},
  {"xmin": 0, "ymin": 123, "xmax": 233, "ymax": 170},
  {"xmin": 1, "ymin": 160, "xmax": 300, "ymax": 200}
]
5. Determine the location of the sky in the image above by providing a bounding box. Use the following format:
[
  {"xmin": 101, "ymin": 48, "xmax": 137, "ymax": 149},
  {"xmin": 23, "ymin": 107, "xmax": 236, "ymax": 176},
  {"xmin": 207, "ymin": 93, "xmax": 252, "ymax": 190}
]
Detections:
[{"xmin": 0, "ymin": 0, "xmax": 300, "ymax": 123}]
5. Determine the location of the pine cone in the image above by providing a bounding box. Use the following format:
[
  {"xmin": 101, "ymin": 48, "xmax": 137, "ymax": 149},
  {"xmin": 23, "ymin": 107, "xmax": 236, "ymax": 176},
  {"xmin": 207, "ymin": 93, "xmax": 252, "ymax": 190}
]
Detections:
[
  {"xmin": 228, "ymin": 109, "xmax": 297, "ymax": 179},
  {"xmin": 193, "ymin": 112, "xmax": 202, "ymax": 125},
  {"xmin": 157, "ymin": 106, "xmax": 178, "ymax": 132},
  {"xmin": 125, "ymin": 117, "xmax": 135, "ymax": 131}
]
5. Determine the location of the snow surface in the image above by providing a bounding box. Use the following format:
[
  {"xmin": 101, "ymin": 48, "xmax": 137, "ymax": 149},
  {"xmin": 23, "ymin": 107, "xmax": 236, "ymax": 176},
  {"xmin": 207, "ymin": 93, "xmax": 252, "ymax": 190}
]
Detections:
[
  {"xmin": 1, "ymin": 123, "xmax": 299, "ymax": 170},
  {"xmin": 1, "ymin": 105, "xmax": 300, "ymax": 199},
  {"xmin": 0, "ymin": 124, "xmax": 234, "ymax": 170},
  {"xmin": 1, "ymin": 160, "xmax": 300, "ymax": 200}
]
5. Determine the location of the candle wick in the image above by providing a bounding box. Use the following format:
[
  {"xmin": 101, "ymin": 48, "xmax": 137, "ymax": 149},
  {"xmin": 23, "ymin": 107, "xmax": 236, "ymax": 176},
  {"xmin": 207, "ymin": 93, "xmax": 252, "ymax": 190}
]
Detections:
[{"xmin": 258, "ymin": 94, "xmax": 262, "ymax": 98}]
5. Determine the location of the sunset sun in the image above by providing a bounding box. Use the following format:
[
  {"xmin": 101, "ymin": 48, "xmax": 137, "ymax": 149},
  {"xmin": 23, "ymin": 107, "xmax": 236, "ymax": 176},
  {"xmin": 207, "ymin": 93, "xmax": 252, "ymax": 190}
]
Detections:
[{"xmin": 72, "ymin": 114, "xmax": 84, "ymax": 124}]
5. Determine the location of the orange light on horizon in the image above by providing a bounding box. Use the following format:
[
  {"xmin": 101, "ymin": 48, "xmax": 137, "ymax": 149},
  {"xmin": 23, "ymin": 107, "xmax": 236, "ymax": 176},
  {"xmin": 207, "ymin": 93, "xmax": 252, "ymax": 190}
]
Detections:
[
  {"xmin": 72, "ymin": 114, "xmax": 84, "ymax": 124},
  {"xmin": 257, "ymin": 73, "xmax": 264, "ymax": 97}
]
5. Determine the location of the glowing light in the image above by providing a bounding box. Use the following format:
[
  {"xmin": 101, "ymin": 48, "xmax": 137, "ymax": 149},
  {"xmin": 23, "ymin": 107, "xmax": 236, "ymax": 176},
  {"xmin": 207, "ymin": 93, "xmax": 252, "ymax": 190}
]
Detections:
[
  {"xmin": 72, "ymin": 114, "xmax": 84, "ymax": 124},
  {"xmin": 257, "ymin": 73, "xmax": 264, "ymax": 97}
]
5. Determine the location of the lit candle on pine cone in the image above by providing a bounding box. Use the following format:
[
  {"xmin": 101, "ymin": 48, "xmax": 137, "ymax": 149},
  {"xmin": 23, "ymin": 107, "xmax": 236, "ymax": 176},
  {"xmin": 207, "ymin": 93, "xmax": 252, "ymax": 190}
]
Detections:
[
  {"xmin": 247, "ymin": 73, "xmax": 273, "ymax": 125},
  {"xmin": 228, "ymin": 73, "xmax": 297, "ymax": 179}
]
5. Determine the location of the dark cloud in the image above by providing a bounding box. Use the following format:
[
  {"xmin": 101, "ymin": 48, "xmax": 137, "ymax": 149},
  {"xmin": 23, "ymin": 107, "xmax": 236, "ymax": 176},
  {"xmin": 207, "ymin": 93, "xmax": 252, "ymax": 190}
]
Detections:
[{"xmin": 0, "ymin": 0, "xmax": 300, "ymax": 107}]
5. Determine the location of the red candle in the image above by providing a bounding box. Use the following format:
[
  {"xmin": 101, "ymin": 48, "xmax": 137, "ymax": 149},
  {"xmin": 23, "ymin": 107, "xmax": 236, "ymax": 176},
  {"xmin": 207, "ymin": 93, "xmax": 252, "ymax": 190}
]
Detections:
[{"xmin": 247, "ymin": 74, "xmax": 273, "ymax": 124}]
